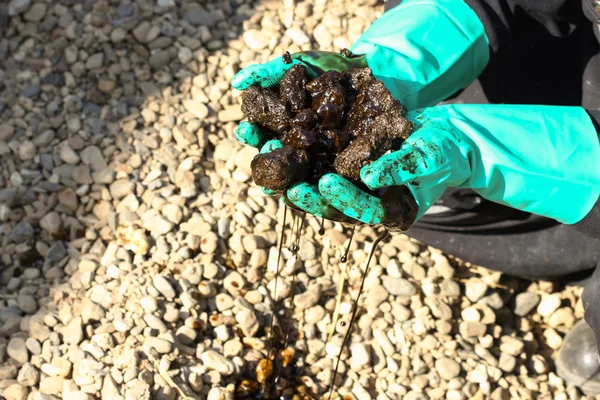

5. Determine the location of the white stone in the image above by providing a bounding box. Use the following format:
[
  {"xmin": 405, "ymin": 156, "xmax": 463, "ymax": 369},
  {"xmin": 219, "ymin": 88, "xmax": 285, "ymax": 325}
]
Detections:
[
  {"xmin": 537, "ymin": 294, "xmax": 561, "ymax": 317},
  {"xmin": 286, "ymin": 28, "xmax": 310, "ymax": 45},
  {"xmin": 243, "ymin": 29, "xmax": 269, "ymax": 51}
]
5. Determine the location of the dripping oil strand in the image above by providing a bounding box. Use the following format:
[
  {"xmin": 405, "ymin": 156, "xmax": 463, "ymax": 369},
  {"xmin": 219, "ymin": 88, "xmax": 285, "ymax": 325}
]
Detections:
[
  {"xmin": 340, "ymin": 226, "xmax": 356, "ymax": 263},
  {"xmin": 269, "ymin": 211, "xmax": 305, "ymax": 390},
  {"xmin": 267, "ymin": 205, "xmax": 288, "ymax": 361},
  {"xmin": 275, "ymin": 212, "xmax": 306, "ymax": 386},
  {"xmin": 318, "ymin": 217, "xmax": 325, "ymax": 236},
  {"xmin": 327, "ymin": 230, "xmax": 390, "ymax": 400}
]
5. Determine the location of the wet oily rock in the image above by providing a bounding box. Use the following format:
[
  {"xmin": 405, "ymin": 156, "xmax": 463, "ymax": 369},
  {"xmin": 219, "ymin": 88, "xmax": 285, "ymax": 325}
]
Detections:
[
  {"xmin": 251, "ymin": 146, "xmax": 309, "ymax": 191},
  {"xmin": 241, "ymin": 86, "xmax": 291, "ymax": 134}
]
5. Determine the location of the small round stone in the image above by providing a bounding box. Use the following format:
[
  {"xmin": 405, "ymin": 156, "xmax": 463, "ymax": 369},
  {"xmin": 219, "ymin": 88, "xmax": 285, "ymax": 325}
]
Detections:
[
  {"xmin": 18, "ymin": 141, "xmax": 36, "ymax": 161},
  {"xmin": 435, "ymin": 358, "xmax": 461, "ymax": 380}
]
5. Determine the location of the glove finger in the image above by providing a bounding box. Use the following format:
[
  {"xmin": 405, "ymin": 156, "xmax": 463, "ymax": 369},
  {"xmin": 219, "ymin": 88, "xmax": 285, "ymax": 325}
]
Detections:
[
  {"xmin": 231, "ymin": 59, "xmax": 288, "ymax": 90},
  {"xmin": 287, "ymin": 182, "xmax": 359, "ymax": 225},
  {"xmin": 235, "ymin": 122, "xmax": 269, "ymax": 148},
  {"xmin": 260, "ymin": 139, "xmax": 284, "ymax": 154},
  {"xmin": 319, "ymin": 173, "xmax": 387, "ymax": 225},
  {"xmin": 360, "ymin": 144, "xmax": 435, "ymax": 190}
]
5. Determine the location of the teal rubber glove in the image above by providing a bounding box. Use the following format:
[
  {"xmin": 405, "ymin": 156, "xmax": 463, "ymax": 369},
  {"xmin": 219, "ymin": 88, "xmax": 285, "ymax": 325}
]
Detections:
[
  {"xmin": 316, "ymin": 105, "xmax": 600, "ymax": 226},
  {"xmin": 351, "ymin": 0, "xmax": 489, "ymax": 110}
]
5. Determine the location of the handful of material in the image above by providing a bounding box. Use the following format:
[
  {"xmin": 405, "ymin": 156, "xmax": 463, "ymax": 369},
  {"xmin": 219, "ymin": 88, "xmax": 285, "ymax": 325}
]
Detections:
[{"xmin": 241, "ymin": 62, "xmax": 414, "ymax": 193}]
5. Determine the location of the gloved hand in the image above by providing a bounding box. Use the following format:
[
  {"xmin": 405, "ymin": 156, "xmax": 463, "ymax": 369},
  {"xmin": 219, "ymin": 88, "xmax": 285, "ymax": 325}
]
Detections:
[
  {"xmin": 232, "ymin": 0, "xmax": 490, "ymax": 222},
  {"xmin": 310, "ymin": 105, "xmax": 600, "ymax": 226}
]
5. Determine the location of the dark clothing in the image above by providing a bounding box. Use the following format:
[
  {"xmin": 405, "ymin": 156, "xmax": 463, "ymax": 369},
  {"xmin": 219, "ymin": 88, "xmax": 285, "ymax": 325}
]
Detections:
[{"xmin": 384, "ymin": 0, "xmax": 600, "ymax": 346}]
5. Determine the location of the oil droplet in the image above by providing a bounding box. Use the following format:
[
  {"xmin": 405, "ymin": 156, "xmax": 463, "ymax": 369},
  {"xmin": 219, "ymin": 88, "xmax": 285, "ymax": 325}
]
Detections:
[
  {"xmin": 282, "ymin": 51, "xmax": 292, "ymax": 64},
  {"xmin": 341, "ymin": 226, "xmax": 355, "ymax": 263},
  {"xmin": 292, "ymin": 212, "xmax": 306, "ymax": 251},
  {"xmin": 340, "ymin": 321, "xmax": 346, "ymax": 327}
]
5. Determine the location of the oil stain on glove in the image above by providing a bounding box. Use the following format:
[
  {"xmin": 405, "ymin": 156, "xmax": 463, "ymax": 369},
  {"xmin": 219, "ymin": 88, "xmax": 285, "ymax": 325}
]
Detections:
[{"xmin": 347, "ymin": 105, "xmax": 600, "ymax": 225}]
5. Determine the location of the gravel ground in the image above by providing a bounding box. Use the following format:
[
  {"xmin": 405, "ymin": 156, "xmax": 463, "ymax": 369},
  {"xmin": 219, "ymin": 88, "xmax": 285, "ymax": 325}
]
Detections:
[{"xmin": 0, "ymin": 0, "xmax": 593, "ymax": 399}]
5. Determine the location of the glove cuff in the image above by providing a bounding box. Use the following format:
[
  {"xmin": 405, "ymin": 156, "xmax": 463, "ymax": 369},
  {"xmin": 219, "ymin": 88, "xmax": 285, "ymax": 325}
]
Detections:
[{"xmin": 351, "ymin": 0, "xmax": 489, "ymax": 110}]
